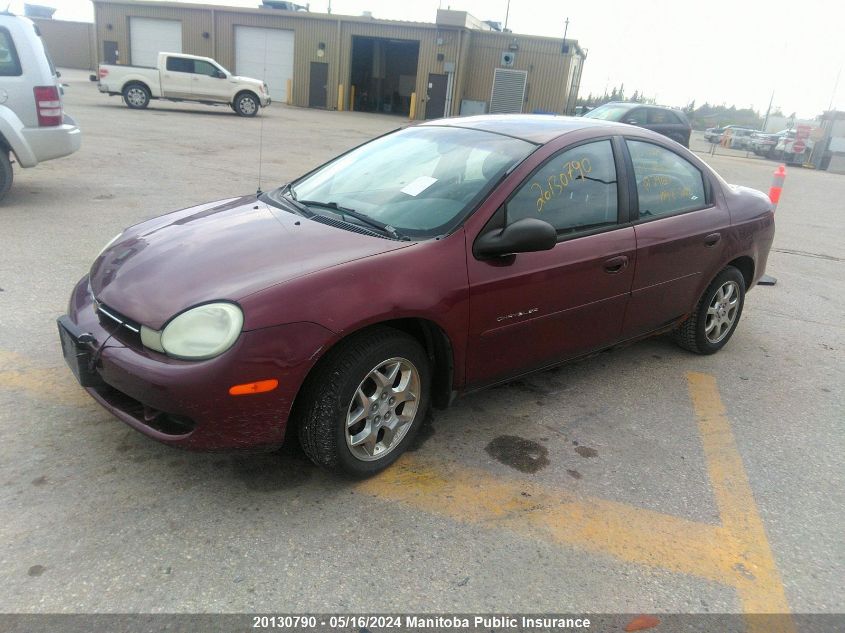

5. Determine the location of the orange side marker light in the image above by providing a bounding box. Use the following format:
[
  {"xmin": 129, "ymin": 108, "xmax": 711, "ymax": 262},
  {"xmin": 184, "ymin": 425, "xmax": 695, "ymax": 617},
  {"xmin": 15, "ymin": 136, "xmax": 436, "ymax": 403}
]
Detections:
[{"xmin": 229, "ymin": 379, "xmax": 279, "ymax": 396}]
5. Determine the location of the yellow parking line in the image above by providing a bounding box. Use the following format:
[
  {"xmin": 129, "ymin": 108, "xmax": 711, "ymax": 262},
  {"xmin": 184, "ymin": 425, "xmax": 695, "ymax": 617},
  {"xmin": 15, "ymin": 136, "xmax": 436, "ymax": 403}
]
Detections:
[
  {"xmin": 358, "ymin": 372, "xmax": 795, "ymax": 626},
  {"xmin": 359, "ymin": 455, "xmax": 736, "ymax": 583},
  {"xmin": 687, "ymin": 372, "xmax": 795, "ymax": 631}
]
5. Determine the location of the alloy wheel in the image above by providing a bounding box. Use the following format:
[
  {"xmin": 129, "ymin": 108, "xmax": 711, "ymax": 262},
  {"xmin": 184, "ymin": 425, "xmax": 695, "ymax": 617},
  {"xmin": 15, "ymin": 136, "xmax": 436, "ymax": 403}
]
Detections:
[
  {"xmin": 705, "ymin": 281, "xmax": 740, "ymax": 343},
  {"xmin": 345, "ymin": 357, "xmax": 420, "ymax": 462}
]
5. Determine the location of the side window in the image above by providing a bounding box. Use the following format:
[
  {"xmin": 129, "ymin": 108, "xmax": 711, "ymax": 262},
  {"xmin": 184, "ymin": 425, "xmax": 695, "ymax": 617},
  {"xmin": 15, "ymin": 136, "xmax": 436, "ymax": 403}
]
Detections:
[
  {"xmin": 193, "ymin": 60, "xmax": 218, "ymax": 77},
  {"xmin": 625, "ymin": 109, "xmax": 647, "ymax": 125},
  {"xmin": 647, "ymin": 109, "xmax": 671, "ymax": 125},
  {"xmin": 627, "ymin": 140, "xmax": 706, "ymax": 219},
  {"xmin": 166, "ymin": 57, "xmax": 192, "ymax": 73},
  {"xmin": 507, "ymin": 140, "xmax": 618, "ymax": 234},
  {"xmin": 0, "ymin": 29, "xmax": 22, "ymax": 77}
]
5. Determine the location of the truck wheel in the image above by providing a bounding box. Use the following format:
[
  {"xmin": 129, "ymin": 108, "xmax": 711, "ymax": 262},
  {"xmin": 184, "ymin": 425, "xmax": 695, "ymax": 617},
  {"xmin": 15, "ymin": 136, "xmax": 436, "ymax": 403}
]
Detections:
[
  {"xmin": 672, "ymin": 266, "xmax": 745, "ymax": 355},
  {"xmin": 233, "ymin": 92, "xmax": 259, "ymax": 117},
  {"xmin": 122, "ymin": 83, "xmax": 150, "ymax": 109},
  {"xmin": 0, "ymin": 151, "xmax": 12, "ymax": 201},
  {"xmin": 296, "ymin": 327, "xmax": 431, "ymax": 478}
]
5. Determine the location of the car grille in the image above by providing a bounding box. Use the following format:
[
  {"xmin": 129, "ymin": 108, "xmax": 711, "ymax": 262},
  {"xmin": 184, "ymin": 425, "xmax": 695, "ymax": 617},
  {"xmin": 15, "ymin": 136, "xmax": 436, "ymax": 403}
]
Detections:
[{"xmin": 95, "ymin": 301, "xmax": 144, "ymax": 347}]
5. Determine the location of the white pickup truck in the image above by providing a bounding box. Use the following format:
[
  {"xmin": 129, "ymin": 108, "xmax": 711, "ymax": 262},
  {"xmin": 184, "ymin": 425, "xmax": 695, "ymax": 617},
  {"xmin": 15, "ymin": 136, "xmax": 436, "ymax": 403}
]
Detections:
[{"xmin": 95, "ymin": 52, "xmax": 271, "ymax": 117}]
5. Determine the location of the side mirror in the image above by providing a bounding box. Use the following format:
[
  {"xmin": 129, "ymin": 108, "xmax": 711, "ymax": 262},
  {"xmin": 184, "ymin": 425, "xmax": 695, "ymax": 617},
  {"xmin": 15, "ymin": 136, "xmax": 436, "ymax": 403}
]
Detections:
[
  {"xmin": 474, "ymin": 218, "xmax": 557, "ymax": 259},
  {"xmin": 214, "ymin": 70, "xmax": 226, "ymax": 79},
  {"xmin": 625, "ymin": 118, "xmax": 638, "ymax": 125}
]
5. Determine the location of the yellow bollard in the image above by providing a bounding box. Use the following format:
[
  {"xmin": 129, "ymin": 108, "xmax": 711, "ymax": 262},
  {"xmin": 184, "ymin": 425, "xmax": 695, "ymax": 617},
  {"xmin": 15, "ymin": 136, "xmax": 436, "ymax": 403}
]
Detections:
[
  {"xmin": 338, "ymin": 84, "xmax": 344, "ymax": 111},
  {"xmin": 286, "ymin": 79, "xmax": 292, "ymax": 105},
  {"xmin": 409, "ymin": 92, "xmax": 417, "ymax": 120}
]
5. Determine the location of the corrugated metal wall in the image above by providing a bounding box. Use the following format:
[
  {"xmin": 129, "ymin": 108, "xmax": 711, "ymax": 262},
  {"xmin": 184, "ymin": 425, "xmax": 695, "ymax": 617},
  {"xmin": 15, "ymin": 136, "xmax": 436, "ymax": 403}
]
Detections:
[
  {"xmin": 32, "ymin": 18, "xmax": 96, "ymax": 70},
  {"xmin": 94, "ymin": 2, "xmax": 213, "ymax": 65},
  {"xmin": 92, "ymin": 1, "xmax": 582, "ymax": 117},
  {"xmin": 462, "ymin": 31, "xmax": 574, "ymax": 115}
]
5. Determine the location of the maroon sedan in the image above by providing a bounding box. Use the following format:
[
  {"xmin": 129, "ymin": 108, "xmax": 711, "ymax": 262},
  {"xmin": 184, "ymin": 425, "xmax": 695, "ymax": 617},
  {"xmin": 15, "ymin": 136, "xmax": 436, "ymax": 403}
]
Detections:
[{"xmin": 59, "ymin": 115, "xmax": 774, "ymax": 476}]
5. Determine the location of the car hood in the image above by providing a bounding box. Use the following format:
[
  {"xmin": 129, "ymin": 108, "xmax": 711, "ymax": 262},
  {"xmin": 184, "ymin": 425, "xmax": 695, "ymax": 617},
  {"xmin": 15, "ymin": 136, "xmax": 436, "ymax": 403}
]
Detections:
[{"xmin": 89, "ymin": 196, "xmax": 413, "ymax": 330}]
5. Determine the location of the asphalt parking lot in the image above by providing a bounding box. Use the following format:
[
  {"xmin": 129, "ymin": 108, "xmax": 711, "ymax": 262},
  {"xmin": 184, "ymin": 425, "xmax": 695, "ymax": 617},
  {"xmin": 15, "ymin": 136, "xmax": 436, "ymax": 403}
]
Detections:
[{"xmin": 1, "ymin": 70, "xmax": 843, "ymax": 625}]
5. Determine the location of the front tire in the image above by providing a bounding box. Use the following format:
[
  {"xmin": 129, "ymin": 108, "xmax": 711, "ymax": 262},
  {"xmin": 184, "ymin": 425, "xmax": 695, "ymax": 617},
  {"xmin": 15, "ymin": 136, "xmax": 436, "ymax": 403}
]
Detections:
[
  {"xmin": 673, "ymin": 266, "xmax": 746, "ymax": 354},
  {"xmin": 233, "ymin": 92, "xmax": 259, "ymax": 117},
  {"xmin": 296, "ymin": 327, "xmax": 431, "ymax": 478},
  {"xmin": 122, "ymin": 82, "xmax": 150, "ymax": 109},
  {"xmin": 0, "ymin": 151, "xmax": 12, "ymax": 201}
]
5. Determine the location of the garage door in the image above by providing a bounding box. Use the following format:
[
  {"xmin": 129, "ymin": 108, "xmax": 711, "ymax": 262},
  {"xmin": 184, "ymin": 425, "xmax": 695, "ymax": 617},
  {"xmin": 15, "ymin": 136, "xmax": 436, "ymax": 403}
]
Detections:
[
  {"xmin": 235, "ymin": 26, "xmax": 294, "ymax": 102},
  {"xmin": 130, "ymin": 17, "xmax": 182, "ymax": 67}
]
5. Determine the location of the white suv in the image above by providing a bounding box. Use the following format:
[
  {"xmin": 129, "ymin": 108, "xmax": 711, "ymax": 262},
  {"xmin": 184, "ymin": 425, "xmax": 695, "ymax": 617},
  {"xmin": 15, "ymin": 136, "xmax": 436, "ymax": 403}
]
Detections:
[{"xmin": 0, "ymin": 13, "xmax": 81, "ymax": 201}]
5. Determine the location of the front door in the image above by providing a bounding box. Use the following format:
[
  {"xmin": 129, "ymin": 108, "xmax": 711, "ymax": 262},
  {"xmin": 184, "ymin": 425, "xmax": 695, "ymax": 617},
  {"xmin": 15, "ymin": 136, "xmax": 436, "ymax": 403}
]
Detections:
[
  {"xmin": 466, "ymin": 138, "xmax": 636, "ymax": 388},
  {"xmin": 621, "ymin": 138, "xmax": 730, "ymax": 337},
  {"xmin": 425, "ymin": 73, "xmax": 447, "ymax": 120},
  {"xmin": 190, "ymin": 59, "xmax": 227, "ymax": 101},
  {"xmin": 308, "ymin": 62, "xmax": 328, "ymax": 108}
]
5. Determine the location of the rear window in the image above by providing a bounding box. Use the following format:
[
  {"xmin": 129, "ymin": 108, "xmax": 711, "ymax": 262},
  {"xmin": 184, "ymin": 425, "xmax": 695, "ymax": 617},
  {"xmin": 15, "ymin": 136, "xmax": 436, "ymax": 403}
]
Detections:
[
  {"xmin": 166, "ymin": 56, "xmax": 193, "ymax": 73},
  {"xmin": 0, "ymin": 28, "xmax": 22, "ymax": 77}
]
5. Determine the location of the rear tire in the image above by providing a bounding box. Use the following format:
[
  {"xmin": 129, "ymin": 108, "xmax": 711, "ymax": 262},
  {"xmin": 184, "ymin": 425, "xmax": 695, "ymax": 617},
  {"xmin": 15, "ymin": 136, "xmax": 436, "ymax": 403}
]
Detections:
[
  {"xmin": 0, "ymin": 151, "xmax": 12, "ymax": 201},
  {"xmin": 296, "ymin": 327, "xmax": 431, "ymax": 478},
  {"xmin": 233, "ymin": 92, "xmax": 259, "ymax": 117},
  {"xmin": 673, "ymin": 266, "xmax": 746, "ymax": 354},
  {"xmin": 122, "ymin": 82, "xmax": 150, "ymax": 109}
]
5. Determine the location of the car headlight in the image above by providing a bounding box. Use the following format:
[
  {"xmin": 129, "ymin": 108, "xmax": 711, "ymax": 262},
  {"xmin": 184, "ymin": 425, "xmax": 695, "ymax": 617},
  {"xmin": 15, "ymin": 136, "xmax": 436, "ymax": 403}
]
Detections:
[
  {"xmin": 97, "ymin": 232, "xmax": 123, "ymax": 259},
  {"xmin": 140, "ymin": 302, "xmax": 243, "ymax": 360}
]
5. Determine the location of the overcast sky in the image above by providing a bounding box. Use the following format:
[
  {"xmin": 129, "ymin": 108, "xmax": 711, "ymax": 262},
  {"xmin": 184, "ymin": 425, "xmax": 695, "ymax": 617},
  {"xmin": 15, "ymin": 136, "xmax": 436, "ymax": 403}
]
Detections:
[{"xmin": 42, "ymin": 0, "xmax": 845, "ymax": 118}]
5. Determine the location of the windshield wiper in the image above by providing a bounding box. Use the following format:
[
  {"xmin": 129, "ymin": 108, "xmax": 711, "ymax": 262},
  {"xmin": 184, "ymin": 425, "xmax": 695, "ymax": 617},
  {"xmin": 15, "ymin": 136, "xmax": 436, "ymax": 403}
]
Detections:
[{"xmin": 298, "ymin": 200, "xmax": 406, "ymax": 240}]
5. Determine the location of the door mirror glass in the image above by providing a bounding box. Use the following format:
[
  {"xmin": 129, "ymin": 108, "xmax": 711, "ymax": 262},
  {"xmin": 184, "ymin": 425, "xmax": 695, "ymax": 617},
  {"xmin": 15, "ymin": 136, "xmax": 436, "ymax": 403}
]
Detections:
[{"xmin": 475, "ymin": 218, "xmax": 557, "ymax": 258}]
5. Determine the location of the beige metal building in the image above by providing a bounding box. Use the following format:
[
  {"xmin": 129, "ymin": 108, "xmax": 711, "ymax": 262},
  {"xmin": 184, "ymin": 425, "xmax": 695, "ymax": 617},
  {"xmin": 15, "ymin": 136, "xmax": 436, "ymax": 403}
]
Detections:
[
  {"xmin": 33, "ymin": 17, "xmax": 97, "ymax": 70},
  {"xmin": 91, "ymin": 0, "xmax": 586, "ymax": 120}
]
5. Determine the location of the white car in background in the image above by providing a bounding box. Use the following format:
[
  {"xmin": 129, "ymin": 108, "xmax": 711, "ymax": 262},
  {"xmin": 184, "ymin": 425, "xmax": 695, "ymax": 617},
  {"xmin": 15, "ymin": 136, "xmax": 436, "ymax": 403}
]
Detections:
[
  {"xmin": 95, "ymin": 52, "xmax": 271, "ymax": 117},
  {"xmin": 0, "ymin": 13, "xmax": 81, "ymax": 201}
]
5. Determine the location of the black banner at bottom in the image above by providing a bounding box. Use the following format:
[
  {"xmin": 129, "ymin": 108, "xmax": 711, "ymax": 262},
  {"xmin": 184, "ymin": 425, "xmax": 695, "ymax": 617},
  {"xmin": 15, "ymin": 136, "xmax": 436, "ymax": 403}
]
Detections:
[{"xmin": 0, "ymin": 613, "xmax": 841, "ymax": 633}]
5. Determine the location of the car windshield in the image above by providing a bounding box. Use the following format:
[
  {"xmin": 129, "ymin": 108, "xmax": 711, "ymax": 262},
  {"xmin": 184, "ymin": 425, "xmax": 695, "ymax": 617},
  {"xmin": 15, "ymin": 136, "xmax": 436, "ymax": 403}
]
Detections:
[
  {"xmin": 284, "ymin": 126, "xmax": 535, "ymax": 239},
  {"xmin": 583, "ymin": 104, "xmax": 632, "ymax": 121}
]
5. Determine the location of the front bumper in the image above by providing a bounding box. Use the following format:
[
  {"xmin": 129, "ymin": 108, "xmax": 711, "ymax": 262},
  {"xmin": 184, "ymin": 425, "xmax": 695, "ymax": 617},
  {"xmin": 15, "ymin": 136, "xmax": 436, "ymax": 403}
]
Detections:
[
  {"xmin": 62, "ymin": 276, "xmax": 335, "ymax": 451},
  {"xmin": 260, "ymin": 94, "xmax": 271, "ymax": 107}
]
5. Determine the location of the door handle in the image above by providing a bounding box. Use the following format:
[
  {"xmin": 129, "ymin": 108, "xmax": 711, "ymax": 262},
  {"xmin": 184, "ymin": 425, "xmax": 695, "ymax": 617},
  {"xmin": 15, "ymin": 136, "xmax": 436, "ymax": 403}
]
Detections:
[
  {"xmin": 603, "ymin": 255, "xmax": 629, "ymax": 274},
  {"xmin": 704, "ymin": 232, "xmax": 722, "ymax": 247}
]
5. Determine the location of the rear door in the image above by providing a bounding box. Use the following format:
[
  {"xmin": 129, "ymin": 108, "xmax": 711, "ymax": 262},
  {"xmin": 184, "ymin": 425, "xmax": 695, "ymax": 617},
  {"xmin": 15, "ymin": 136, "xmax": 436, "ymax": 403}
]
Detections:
[
  {"xmin": 161, "ymin": 55, "xmax": 192, "ymax": 99},
  {"xmin": 645, "ymin": 108, "xmax": 686, "ymax": 143},
  {"xmin": 621, "ymin": 138, "xmax": 730, "ymax": 338},
  {"xmin": 465, "ymin": 137, "xmax": 636, "ymax": 387}
]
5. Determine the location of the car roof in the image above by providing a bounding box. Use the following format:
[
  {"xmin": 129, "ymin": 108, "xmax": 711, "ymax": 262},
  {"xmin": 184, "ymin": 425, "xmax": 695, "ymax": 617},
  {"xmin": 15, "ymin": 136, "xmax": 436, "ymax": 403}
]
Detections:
[
  {"xmin": 596, "ymin": 101, "xmax": 684, "ymax": 112},
  {"xmin": 420, "ymin": 114, "xmax": 620, "ymax": 144}
]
